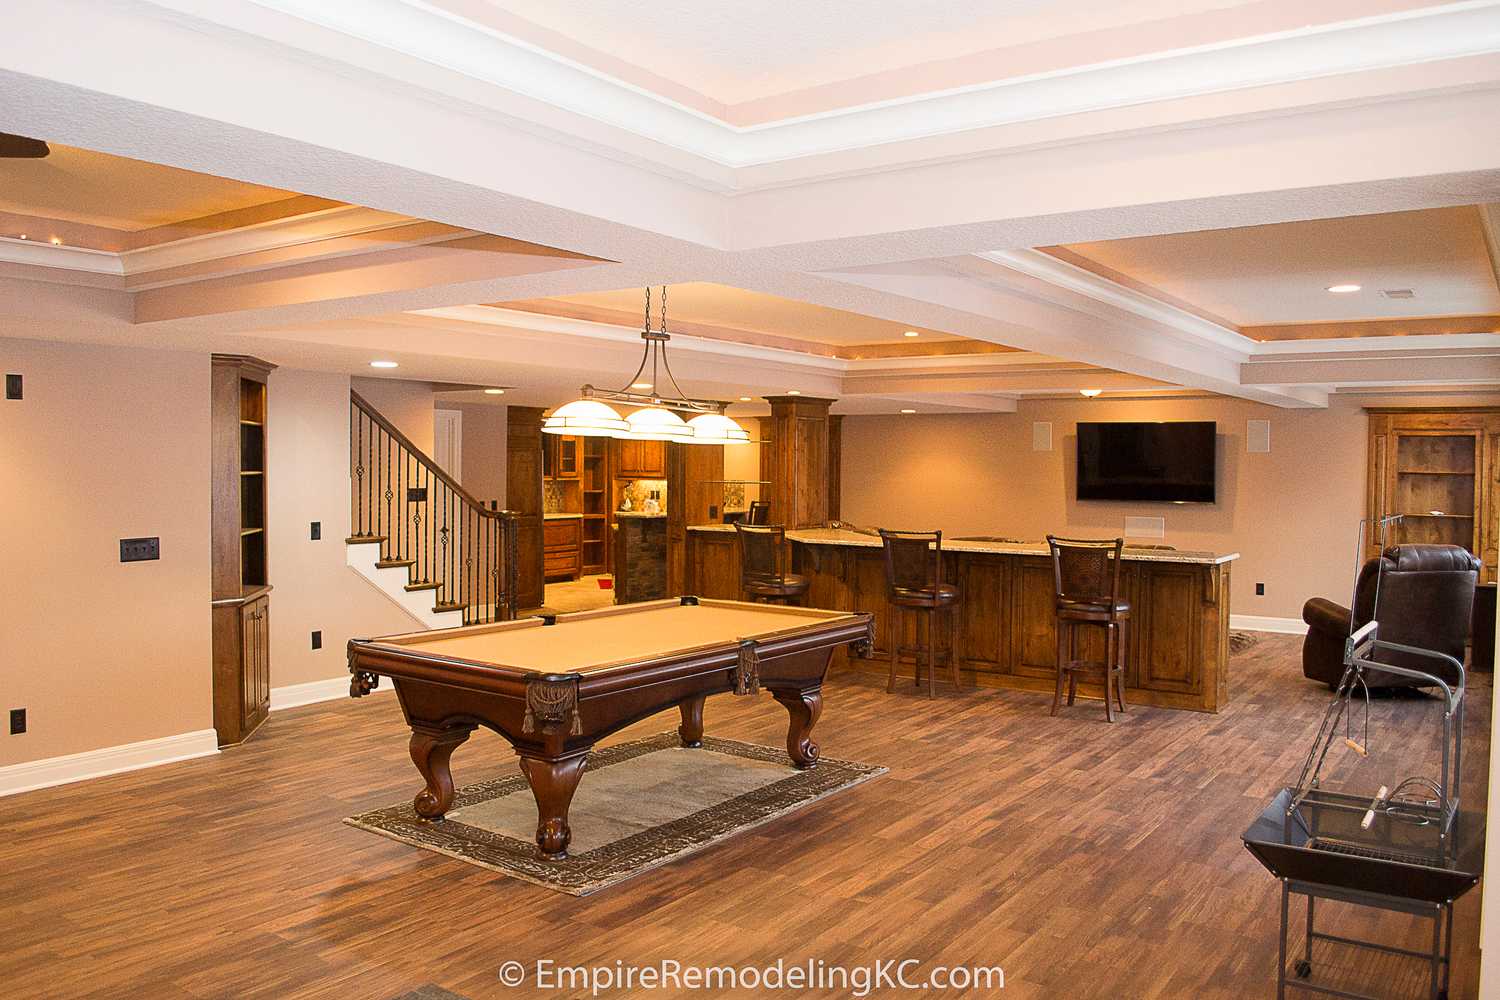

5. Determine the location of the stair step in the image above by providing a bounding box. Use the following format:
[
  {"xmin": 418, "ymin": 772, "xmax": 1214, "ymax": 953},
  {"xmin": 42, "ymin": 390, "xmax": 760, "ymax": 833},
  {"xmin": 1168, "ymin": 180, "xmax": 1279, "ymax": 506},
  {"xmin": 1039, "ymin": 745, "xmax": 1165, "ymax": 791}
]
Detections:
[
  {"xmin": 432, "ymin": 601, "xmax": 466, "ymax": 614},
  {"xmin": 404, "ymin": 581, "xmax": 443, "ymax": 593},
  {"xmin": 346, "ymin": 534, "xmax": 387, "ymax": 545},
  {"xmin": 375, "ymin": 559, "xmax": 415, "ymax": 569}
]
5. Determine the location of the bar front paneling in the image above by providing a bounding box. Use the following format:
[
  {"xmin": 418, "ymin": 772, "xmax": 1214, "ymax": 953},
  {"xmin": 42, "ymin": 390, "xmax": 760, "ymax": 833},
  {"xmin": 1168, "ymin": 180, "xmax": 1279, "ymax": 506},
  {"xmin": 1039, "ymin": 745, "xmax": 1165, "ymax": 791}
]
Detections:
[{"xmin": 685, "ymin": 526, "xmax": 1236, "ymax": 713}]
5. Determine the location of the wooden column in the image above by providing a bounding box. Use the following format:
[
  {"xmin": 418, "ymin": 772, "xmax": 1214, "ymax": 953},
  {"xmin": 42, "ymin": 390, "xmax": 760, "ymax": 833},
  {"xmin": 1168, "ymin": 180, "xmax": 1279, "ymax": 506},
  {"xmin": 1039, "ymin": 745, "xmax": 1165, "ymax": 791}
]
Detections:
[
  {"xmin": 666, "ymin": 441, "xmax": 724, "ymax": 595},
  {"xmin": 827, "ymin": 414, "xmax": 843, "ymax": 522},
  {"xmin": 506, "ymin": 406, "xmax": 545, "ymax": 610},
  {"xmin": 765, "ymin": 395, "xmax": 835, "ymax": 529}
]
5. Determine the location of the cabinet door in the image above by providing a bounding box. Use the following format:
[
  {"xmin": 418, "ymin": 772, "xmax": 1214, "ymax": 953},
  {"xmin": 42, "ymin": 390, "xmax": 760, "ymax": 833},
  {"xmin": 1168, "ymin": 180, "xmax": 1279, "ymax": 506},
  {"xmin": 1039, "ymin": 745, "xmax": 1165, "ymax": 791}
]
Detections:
[
  {"xmin": 240, "ymin": 597, "xmax": 270, "ymax": 731},
  {"xmin": 558, "ymin": 437, "xmax": 580, "ymax": 478},
  {"xmin": 638, "ymin": 440, "xmax": 665, "ymax": 477},
  {"xmin": 542, "ymin": 436, "xmax": 555, "ymax": 478}
]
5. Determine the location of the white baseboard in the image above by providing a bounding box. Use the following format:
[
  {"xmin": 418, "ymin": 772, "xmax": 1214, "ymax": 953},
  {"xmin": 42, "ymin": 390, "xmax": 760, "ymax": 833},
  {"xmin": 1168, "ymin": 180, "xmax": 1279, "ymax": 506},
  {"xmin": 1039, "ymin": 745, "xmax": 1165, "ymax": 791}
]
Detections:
[
  {"xmin": 1231, "ymin": 614, "xmax": 1308, "ymax": 635},
  {"xmin": 0, "ymin": 728, "xmax": 219, "ymax": 798},
  {"xmin": 270, "ymin": 674, "xmax": 394, "ymax": 711}
]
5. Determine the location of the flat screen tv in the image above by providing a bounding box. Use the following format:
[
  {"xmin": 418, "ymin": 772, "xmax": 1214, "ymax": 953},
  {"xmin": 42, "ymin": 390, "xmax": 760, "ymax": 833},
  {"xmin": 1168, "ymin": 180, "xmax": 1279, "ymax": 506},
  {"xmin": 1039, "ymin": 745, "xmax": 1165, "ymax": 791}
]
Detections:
[{"xmin": 1076, "ymin": 421, "xmax": 1216, "ymax": 503}]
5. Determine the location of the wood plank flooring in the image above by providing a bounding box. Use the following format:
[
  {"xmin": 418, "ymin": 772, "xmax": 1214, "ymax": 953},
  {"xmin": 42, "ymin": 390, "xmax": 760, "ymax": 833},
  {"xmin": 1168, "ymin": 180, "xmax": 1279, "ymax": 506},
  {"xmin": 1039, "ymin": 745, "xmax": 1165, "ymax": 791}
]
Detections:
[{"xmin": 0, "ymin": 635, "xmax": 1488, "ymax": 999}]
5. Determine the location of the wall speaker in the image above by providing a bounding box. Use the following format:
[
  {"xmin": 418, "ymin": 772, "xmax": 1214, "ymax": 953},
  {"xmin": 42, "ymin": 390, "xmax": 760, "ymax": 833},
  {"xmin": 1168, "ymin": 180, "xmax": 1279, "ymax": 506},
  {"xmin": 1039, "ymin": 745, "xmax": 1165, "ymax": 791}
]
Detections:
[
  {"xmin": 1032, "ymin": 422, "xmax": 1052, "ymax": 452},
  {"xmin": 1247, "ymin": 419, "xmax": 1271, "ymax": 453}
]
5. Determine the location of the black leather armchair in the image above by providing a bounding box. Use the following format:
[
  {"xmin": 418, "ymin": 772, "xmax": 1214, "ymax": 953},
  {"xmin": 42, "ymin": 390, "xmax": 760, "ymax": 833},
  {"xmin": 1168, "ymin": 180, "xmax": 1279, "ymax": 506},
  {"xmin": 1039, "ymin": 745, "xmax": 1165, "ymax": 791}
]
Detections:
[{"xmin": 1302, "ymin": 544, "xmax": 1480, "ymax": 689}]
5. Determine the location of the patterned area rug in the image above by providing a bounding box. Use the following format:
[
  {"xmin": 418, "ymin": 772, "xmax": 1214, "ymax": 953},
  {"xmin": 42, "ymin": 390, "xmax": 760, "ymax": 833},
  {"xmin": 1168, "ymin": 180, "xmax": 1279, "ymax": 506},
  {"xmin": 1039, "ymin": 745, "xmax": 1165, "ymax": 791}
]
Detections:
[{"xmin": 347, "ymin": 732, "xmax": 886, "ymax": 896}]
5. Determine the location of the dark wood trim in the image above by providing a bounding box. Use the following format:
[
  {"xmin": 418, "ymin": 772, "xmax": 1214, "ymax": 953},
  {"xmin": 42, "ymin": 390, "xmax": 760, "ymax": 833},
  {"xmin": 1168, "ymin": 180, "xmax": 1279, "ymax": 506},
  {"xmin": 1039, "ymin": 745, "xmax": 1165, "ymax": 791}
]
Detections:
[{"xmin": 506, "ymin": 406, "xmax": 546, "ymax": 609}]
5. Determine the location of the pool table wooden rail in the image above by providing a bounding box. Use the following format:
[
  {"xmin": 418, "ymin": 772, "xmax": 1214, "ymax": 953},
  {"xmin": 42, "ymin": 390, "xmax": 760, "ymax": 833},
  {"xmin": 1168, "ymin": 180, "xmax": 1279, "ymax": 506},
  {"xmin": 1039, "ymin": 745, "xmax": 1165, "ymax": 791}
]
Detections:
[{"xmin": 347, "ymin": 597, "xmax": 873, "ymax": 859}]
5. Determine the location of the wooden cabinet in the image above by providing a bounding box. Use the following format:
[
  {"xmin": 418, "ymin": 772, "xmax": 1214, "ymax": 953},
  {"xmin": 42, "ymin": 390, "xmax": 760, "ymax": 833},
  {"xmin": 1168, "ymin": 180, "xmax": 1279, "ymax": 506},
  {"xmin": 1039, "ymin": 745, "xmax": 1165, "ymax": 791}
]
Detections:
[
  {"xmin": 614, "ymin": 439, "xmax": 665, "ymax": 479},
  {"xmin": 543, "ymin": 435, "xmax": 581, "ymax": 480},
  {"xmin": 544, "ymin": 517, "xmax": 582, "ymax": 581},
  {"xmin": 210, "ymin": 354, "xmax": 276, "ymax": 747},
  {"xmin": 1368, "ymin": 408, "xmax": 1500, "ymax": 583}
]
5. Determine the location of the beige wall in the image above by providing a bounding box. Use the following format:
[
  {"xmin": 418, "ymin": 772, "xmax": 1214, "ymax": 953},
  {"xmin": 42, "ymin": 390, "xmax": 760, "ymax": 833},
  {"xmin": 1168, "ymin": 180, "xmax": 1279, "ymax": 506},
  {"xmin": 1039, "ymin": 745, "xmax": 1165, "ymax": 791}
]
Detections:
[
  {"xmin": 0, "ymin": 338, "xmax": 211, "ymax": 765},
  {"xmin": 448, "ymin": 402, "xmax": 507, "ymax": 505},
  {"xmin": 841, "ymin": 394, "xmax": 1500, "ymax": 621},
  {"xmin": 267, "ymin": 369, "xmax": 427, "ymax": 688},
  {"xmin": 351, "ymin": 376, "xmax": 434, "ymax": 453}
]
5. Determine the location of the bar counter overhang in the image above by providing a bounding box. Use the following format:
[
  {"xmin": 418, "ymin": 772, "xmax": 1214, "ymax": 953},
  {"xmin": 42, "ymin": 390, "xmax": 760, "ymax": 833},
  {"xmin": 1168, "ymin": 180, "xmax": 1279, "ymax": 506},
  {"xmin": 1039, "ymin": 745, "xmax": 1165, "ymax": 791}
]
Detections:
[{"xmin": 686, "ymin": 526, "xmax": 1239, "ymax": 713}]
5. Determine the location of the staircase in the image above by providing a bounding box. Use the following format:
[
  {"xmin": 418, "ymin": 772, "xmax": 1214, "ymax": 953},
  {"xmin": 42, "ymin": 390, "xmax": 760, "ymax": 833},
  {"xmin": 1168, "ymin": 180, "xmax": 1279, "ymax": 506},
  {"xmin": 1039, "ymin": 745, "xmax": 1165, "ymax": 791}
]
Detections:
[{"xmin": 347, "ymin": 390, "xmax": 518, "ymax": 628}]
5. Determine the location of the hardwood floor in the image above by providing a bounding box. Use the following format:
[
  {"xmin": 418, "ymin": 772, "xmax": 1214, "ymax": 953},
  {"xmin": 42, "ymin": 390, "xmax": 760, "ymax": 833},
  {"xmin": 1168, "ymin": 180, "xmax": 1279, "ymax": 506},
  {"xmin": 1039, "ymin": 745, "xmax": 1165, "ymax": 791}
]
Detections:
[{"xmin": 0, "ymin": 635, "xmax": 1488, "ymax": 999}]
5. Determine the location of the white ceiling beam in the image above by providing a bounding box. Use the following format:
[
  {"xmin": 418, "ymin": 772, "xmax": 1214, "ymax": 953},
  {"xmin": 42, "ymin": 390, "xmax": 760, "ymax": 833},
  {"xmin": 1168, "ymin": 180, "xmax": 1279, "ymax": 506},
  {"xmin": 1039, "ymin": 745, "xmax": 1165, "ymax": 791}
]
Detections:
[{"xmin": 792, "ymin": 256, "xmax": 1328, "ymax": 407}]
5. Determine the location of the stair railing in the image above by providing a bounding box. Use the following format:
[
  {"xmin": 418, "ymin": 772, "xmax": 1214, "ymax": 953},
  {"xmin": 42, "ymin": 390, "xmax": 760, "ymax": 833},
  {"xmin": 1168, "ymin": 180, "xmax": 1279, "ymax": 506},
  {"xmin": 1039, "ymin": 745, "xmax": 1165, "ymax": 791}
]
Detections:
[{"xmin": 350, "ymin": 391, "xmax": 518, "ymax": 624}]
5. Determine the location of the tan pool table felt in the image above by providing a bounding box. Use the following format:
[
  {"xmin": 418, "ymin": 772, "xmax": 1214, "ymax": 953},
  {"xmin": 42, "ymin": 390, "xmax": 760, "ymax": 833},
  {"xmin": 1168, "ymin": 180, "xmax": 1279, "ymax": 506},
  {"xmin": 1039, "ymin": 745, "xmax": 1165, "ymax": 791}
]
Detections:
[{"xmin": 375, "ymin": 601, "xmax": 856, "ymax": 674}]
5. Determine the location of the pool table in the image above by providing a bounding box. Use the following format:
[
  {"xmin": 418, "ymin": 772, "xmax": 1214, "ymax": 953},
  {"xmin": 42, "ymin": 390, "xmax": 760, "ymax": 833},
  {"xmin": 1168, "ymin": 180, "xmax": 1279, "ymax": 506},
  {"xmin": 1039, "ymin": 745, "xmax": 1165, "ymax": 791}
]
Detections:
[{"xmin": 348, "ymin": 596, "xmax": 874, "ymax": 859}]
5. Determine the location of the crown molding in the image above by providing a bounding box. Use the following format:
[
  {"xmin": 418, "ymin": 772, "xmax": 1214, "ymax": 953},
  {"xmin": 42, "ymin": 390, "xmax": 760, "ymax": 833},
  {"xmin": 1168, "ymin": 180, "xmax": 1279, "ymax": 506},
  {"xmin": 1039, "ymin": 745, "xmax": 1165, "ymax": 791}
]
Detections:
[
  {"xmin": 224, "ymin": 0, "xmax": 1500, "ymax": 173},
  {"xmin": 0, "ymin": 207, "xmax": 476, "ymax": 290}
]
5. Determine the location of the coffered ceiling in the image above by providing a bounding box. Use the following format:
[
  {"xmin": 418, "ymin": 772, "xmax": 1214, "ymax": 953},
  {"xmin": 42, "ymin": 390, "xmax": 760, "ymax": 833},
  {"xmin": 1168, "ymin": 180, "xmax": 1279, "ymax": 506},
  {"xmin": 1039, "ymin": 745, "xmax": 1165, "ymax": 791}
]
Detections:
[
  {"xmin": 0, "ymin": 142, "xmax": 295, "ymax": 232},
  {"xmin": 1056, "ymin": 206, "xmax": 1500, "ymax": 335},
  {"xmin": 497, "ymin": 283, "xmax": 992, "ymax": 356},
  {"xmin": 1, "ymin": 0, "xmax": 1498, "ymax": 410}
]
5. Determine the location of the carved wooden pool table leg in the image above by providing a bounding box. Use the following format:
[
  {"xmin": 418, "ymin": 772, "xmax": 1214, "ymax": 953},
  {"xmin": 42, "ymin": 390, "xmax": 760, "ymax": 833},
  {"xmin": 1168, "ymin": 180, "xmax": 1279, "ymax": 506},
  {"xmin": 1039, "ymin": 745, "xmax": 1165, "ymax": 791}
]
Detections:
[
  {"xmin": 771, "ymin": 687, "xmax": 822, "ymax": 769},
  {"xmin": 519, "ymin": 752, "xmax": 588, "ymax": 860},
  {"xmin": 409, "ymin": 722, "xmax": 476, "ymax": 820},
  {"xmin": 678, "ymin": 694, "xmax": 707, "ymax": 748}
]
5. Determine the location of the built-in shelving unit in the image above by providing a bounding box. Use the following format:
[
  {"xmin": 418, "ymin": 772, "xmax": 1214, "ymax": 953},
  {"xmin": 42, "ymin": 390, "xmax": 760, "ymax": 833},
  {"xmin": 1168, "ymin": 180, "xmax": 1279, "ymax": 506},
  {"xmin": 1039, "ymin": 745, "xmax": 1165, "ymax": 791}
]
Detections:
[
  {"xmin": 211, "ymin": 355, "xmax": 276, "ymax": 747},
  {"xmin": 582, "ymin": 437, "xmax": 609, "ymax": 575},
  {"xmin": 1367, "ymin": 408, "xmax": 1499, "ymax": 583}
]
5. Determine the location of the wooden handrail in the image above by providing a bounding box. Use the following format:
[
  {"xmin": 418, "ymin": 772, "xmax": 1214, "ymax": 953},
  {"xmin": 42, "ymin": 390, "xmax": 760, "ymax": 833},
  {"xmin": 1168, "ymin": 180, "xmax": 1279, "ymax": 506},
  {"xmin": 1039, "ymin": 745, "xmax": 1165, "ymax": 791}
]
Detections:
[{"xmin": 350, "ymin": 390, "xmax": 509, "ymax": 519}]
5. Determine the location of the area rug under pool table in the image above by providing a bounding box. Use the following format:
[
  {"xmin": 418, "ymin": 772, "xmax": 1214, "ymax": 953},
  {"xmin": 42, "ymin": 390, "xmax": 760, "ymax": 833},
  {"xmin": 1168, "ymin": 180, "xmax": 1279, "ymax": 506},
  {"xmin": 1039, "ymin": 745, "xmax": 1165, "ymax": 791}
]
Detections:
[{"xmin": 346, "ymin": 732, "xmax": 886, "ymax": 895}]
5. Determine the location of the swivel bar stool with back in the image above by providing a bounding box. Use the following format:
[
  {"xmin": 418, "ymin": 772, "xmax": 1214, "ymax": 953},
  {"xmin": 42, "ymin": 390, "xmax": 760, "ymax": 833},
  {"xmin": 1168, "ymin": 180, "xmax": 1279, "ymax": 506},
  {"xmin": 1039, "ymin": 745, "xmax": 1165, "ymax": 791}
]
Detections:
[
  {"xmin": 878, "ymin": 529, "xmax": 962, "ymax": 698},
  {"xmin": 1047, "ymin": 535, "xmax": 1131, "ymax": 722},
  {"xmin": 734, "ymin": 522, "xmax": 809, "ymax": 605}
]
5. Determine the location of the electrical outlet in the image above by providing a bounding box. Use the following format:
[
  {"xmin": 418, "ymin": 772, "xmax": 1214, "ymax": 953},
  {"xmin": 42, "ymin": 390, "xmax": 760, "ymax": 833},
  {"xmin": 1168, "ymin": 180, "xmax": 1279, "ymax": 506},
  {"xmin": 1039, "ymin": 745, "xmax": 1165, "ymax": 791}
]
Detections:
[
  {"xmin": 120, "ymin": 537, "xmax": 160, "ymax": 562},
  {"xmin": 1255, "ymin": 582, "xmax": 1265, "ymax": 596},
  {"xmin": 10, "ymin": 709, "xmax": 25, "ymax": 735},
  {"xmin": 310, "ymin": 521, "xmax": 321, "ymax": 541},
  {"xmin": 5, "ymin": 373, "xmax": 20, "ymax": 400},
  {"xmin": 311, "ymin": 630, "xmax": 322, "ymax": 650}
]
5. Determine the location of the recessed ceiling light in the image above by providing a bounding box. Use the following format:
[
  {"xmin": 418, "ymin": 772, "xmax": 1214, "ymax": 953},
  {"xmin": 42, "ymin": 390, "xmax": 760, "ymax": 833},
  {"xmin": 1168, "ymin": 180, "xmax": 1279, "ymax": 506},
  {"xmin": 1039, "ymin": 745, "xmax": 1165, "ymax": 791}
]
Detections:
[
  {"xmin": 1326, "ymin": 283, "xmax": 1361, "ymax": 294},
  {"xmin": 484, "ymin": 388, "xmax": 505, "ymax": 395},
  {"xmin": 738, "ymin": 396, "xmax": 753, "ymax": 402},
  {"xmin": 1080, "ymin": 389, "xmax": 1102, "ymax": 398},
  {"xmin": 17, "ymin": 234, "xmax": 27, "ymax": 241},
  {"xmin": 786, "ymin": 389, "xmax": 801, "ymax": 395},
  {"xmin": 631, "ymin": 382, "xmax": 653, "ymax": 390},
  {"xmin": 369, "ymin": 360, "xmax": 399, "ymax": 369},
  {"xmin": 903, "ymin": 330, "xmax": 920, "ymax": 338},
  {"xmin": 900, "ymin": 408, "xmax": 916, "ymax": 414},
  {"xmin": 48, "ymin": 236, "xmax": 62, "ymax": 246}
]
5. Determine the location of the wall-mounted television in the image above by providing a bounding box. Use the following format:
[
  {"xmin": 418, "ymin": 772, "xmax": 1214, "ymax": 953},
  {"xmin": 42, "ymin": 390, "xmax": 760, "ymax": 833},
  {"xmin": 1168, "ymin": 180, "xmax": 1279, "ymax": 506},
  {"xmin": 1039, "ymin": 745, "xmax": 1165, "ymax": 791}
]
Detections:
[{"xmin": 1076, "ymin": 421, "xmax": 1216, "ymax": 503}]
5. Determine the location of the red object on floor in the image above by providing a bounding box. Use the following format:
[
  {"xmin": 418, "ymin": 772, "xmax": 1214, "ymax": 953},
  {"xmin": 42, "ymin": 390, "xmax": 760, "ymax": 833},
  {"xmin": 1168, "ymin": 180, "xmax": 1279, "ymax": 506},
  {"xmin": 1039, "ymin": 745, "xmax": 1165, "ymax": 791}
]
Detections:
[{"xmin": 598, "ymin": 577, "xmax": 614, "ymax": 590}]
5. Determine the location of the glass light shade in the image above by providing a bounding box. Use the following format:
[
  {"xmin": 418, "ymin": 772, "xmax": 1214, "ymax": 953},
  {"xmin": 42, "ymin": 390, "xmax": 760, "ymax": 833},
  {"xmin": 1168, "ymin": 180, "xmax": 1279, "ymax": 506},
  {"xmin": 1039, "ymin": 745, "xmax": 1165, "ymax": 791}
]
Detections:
[
  {"xmin": 542, "ymin": 398, "xmax": 628, "ymax": 437},
  {"xmin": 621, "ymin": 406, "xmax": 694, "ymax": 441},
  {"xmin": 685, "ymin": 412, "xmax": 751, "ymax": 445}
]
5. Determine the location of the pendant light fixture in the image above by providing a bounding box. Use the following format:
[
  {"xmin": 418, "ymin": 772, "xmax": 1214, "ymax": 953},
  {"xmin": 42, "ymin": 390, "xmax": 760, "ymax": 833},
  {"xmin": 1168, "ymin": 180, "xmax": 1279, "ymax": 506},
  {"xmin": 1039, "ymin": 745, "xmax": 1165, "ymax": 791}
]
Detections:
[{"xmin": 544, "ymin": 286, "xmax": 749, "ymax": 444}]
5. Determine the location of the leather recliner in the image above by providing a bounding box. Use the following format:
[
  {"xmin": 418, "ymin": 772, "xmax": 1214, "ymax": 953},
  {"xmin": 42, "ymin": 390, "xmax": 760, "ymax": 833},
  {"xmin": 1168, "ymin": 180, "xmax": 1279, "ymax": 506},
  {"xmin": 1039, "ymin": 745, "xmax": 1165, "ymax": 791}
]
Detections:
[{"xmin": 1302, "ymin": 544, "xmax": 1480, "ymax": 689}]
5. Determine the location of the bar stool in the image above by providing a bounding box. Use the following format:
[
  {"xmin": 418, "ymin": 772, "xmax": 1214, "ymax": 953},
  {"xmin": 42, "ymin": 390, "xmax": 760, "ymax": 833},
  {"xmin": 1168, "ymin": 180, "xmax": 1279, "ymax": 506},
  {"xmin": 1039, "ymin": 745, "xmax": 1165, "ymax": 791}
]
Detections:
[
  {"xmin": 878, "ymin": 529, "xmax": 961, "ymax": 699},
  {"xmin": 735, "ymin": 523, "xmax": 808, "ymax": 605},
  {"xmin": 747, "ymin": 500, "xmax": 771, "ymax": 525},
  {"xmin": 1047, "ymin": 535, "xmax": 1130, "ymax": 722}
]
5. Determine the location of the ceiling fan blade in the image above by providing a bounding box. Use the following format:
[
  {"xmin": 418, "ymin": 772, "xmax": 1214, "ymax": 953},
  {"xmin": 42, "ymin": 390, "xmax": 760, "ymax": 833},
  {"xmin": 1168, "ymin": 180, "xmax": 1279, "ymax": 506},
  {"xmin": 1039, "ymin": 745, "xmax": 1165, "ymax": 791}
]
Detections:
[{"xmin": 0, "ymin": 133, "xmax": 50, "ymax": 158}]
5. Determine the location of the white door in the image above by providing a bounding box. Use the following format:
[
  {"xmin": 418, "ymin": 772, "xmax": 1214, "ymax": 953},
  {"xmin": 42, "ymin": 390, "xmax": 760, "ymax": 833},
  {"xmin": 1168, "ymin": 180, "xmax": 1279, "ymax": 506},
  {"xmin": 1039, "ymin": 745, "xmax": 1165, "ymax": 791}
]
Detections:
[{"xmin": 434, "ymin": 408, "xmax": 463, "ymax": 481}]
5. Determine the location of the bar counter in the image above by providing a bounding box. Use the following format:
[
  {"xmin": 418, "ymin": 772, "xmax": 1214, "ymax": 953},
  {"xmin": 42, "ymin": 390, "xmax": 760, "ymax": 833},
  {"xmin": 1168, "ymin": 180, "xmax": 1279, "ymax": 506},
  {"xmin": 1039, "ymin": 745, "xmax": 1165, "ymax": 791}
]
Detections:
[{"xmin": 685, "ymin": 525, "xmax": 1239, "ymax": 713}]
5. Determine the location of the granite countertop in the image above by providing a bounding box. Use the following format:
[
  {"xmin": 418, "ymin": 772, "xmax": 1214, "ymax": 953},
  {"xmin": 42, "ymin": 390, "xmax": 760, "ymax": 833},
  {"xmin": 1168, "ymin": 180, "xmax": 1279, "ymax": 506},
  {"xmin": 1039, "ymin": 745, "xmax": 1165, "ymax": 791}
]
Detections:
[
  {"xmin": 616, "ymin": 510, "xmax": 667, "ymax": 519},
  {"xmin": 686, "ymin": 524, "xmax": 1238, "ymax": 564}
]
